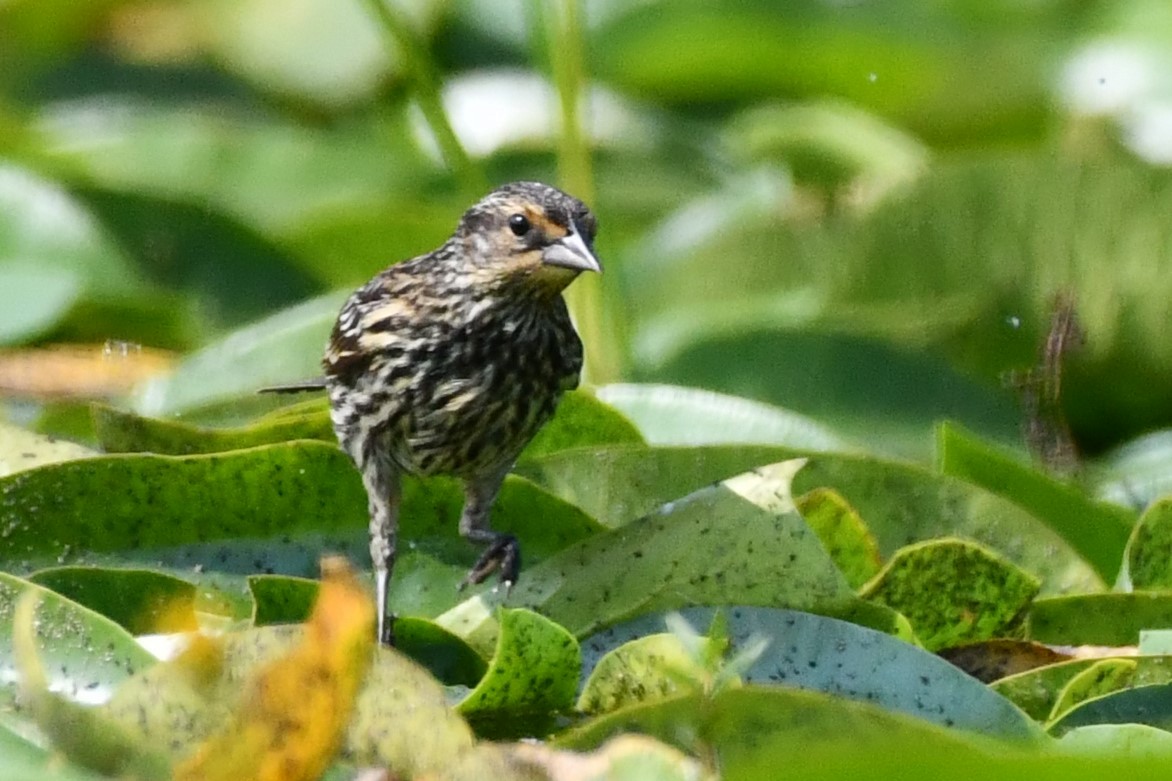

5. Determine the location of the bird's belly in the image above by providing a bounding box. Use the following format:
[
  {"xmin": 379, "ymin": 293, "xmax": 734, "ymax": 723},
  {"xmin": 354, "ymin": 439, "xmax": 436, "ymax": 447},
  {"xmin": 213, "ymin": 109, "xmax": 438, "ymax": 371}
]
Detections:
[{"xmin": 390, "ymin": 377, "xmax": 562, "ymax": 477}]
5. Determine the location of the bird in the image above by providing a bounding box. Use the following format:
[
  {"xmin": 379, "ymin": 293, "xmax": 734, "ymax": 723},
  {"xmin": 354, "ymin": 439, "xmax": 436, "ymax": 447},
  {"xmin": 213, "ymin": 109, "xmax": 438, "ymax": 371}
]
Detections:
[{"xmin": 263, "ymin": 181, "xmax": 601, "ymax": 643}]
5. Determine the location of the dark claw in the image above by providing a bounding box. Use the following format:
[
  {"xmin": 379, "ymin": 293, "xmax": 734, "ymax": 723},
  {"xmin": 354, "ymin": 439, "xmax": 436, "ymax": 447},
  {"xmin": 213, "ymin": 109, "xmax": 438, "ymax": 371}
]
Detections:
[{"xmin": 459, "ymin": 534, "xmax": 521, "ymax": 592}]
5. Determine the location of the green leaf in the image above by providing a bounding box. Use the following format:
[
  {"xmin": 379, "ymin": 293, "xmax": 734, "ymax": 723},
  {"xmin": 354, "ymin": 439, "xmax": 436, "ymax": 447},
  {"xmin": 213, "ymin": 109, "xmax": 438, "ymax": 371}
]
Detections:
[
  {"xmin": 521, "ymin": 445, "xmax": 1102, "ymax": 593},
  {"xmin": 69, "ymin": 186, "xmax": 322, "ymax": 329},
  {"xmin": 0, "ymin": 442, "xmax": 600, "ymax": 624},
  {"xmin": 0, "ymin": 420, "xmax": 94, "ymax": 478},
  {"xmin": 93, "ymin": 402, "xmax": 333, "ymax": 455},
  {"xmin": 248, "ymin": 573, "xmax": 319, "ymax": 626},
  {"xmin": 441, "ymin": 460, "xmax": 869, "ymax": 653},
  {"xmin": 577, "ymin": 633, "xmax": 705, "ymax": 715},
  {"xmin": 0, "ymin": 572, "xmax": 156, "ymax": 715},
  {"xmin": 595, "ymin": 382, "xmax": 851, "ymax": 450},
  {"xmin": 558, "ymin": 686, "xmax": 1025, "ymax": 777},
  {"xmin": 519, "ymin": 390, "xmax": 644, "ymax": 459},
  {"xmin": 132, "ymin": 291, "xmax": 346, "ymax": 418},
  {"xmin": 581, "ymin": 606, "xmax": 1042, "ymax": 741},
  {"xmin": 28, "ymin": 566, "xmax": 197, "ymax": 635},
  {"xmin": 103, "ymin": 624, "xmax": 475, "ymax": 775},
  {"xmin": 456, "ymin": 609, "xmax": 579, "ymax": 730},
  {"xmin": 992, "ymin": 656, "xmax": 1172, "ymax": 723},
  {"xmin": 1124, "ymin": 497, "xmax": 1172, "ymax": 589},
  {"xmin": 1049, "ymin": 683, "xmax": 1172, "ymax": 737},
  {"xmin": 795, "ymin": 487, "xmax": 882, "ymax": 589},
  {"xmin": 0, "ymin": 722, "xmax": 105, "ymax": 781},
  {"xmin": 0, "ymin": 261, "xmax": 81, "ymax": 344},
  {"xmin": 792, "ymin": 454, "xmax": 1102, "ymax": 595},
  {"xmin": 1029, "ymin": 593, "xmax": 1172, "ymax": 646},
  {"xmin": 937, "ymin": 421, "xmax": 1135, "ymax": 582},
  {"xmin": 860, "ymin": 538, "xmax": 1040, "ymax": 651},
  {"xmin": 1048, "ymin": 660, "xmax": 1137, "ymax": 725},
  {"xmin": 1057, "ymin": 724, "xmax": 1172, "ymax": 756}
]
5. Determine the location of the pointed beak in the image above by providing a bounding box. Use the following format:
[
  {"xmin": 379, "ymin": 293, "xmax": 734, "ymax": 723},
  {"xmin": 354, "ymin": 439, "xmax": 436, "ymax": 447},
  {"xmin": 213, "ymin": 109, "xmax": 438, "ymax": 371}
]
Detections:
[{"xmin": 542, "ymin": 226, "xmax": 602, "ymax": 274}]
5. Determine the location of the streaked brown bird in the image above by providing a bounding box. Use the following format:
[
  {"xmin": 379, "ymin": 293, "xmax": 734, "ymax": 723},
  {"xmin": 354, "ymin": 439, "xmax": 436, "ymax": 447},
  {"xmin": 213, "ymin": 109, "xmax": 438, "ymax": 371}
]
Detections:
[{"xmin": 267, "ymin": 182, "xmax": 601, "ymax": 642}]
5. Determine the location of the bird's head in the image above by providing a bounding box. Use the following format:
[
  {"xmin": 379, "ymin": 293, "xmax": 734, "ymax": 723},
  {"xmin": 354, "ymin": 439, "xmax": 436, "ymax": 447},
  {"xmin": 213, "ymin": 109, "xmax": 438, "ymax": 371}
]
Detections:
[{"xmin": 457, "ymin": 181, "xmax": 602, "ymax": 296}]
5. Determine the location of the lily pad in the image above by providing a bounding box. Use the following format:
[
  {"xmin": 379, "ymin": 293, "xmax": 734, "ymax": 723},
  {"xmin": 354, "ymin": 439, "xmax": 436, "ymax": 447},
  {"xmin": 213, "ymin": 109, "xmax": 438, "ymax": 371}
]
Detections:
[
  {"xmin": 1048, "ymin": 659, "xmax": 1137, "ymax": 724},
  {"xmin": 1029, "ymin": 593, "xmax": 1172, "ymax": 646},
  {"xmin": 992, "ymin": 656, "xmax": 1172, "ymax": 722},
  {"xmin": 92, "ymin": 403, "xmax": 333, "ymax": 455},
  {"xmin": 937, "ymin": 421, "xmax": 1135, "ymax": 583},
  {"xmin": 0, "ymin": 572, "xmax": 156, "ymax": 714},
  {"xmin": 580, "ymin": 606, "xmax": 1042, "ymax": 741},
  {"xmin": 1124, "ymin": 498, "xmax": 1172, "ymax": 590},
  {"xmin": 440, "ymin": 460, "xmax": 864, "ymax": 652},
  {"xmin": 1049, "ymin": 683, "xmax": 1172, "ymax": 737},
  {"xmin": 456, "ymin": 608, "xmax": 579, "ymax": 734},
  {"xmin": 28, "ymin": 566, "xmax": 198, "ymax": 635},
  {"xmin": 577, "ymin": 633, "xmax": 703, "ymax": 715},
  {"xmin": 860, "ymin": 538, "xmax": 1040, "ymax": 651},
  {"xmin": 795, "ymin": 486, "xmax": 882, "ymax": 589},
  {"xmin": 595, "ymin": 382, "xmax": 850, "ymax": 450}
]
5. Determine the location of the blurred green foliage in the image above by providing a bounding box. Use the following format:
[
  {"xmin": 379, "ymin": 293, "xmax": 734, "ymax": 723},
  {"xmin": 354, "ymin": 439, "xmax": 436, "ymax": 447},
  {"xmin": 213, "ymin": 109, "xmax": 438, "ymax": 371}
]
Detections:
[{"xmin": 3, "ymin": 0, "xmax": 1172, "ymax": 459}]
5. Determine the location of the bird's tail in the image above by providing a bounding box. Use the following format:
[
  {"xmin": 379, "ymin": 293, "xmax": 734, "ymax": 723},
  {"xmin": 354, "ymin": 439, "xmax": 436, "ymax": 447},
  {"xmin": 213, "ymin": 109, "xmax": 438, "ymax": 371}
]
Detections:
[{"xmin": 258, "ymin": 378, "xmax": 328, "ymax": 394}]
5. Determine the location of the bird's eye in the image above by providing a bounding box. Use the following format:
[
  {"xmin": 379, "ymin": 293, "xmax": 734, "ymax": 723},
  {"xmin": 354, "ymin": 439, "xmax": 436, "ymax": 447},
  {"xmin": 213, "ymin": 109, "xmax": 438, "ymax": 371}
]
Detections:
[{"xmin": 508, "ymin": 213, "xmax": 531, "ymax": 237}]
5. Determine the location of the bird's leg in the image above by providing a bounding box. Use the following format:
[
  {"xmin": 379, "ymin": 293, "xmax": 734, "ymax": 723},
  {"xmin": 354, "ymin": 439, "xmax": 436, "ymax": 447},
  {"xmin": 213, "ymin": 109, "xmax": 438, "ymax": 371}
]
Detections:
[
  {"xmin": 359, "ymin": 448, "xmax": 400, "ymax": 645},
  {"xmin": 457, "ymin": 467, "xmax": 519, "ymax": 591}
]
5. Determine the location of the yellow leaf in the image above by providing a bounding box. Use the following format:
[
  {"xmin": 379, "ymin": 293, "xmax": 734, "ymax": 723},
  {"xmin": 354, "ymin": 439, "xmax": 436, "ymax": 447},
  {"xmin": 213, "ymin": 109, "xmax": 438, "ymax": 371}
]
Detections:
[{"xmin": 175, "ymin": 557, "xmax": 375, "ymax": 781}]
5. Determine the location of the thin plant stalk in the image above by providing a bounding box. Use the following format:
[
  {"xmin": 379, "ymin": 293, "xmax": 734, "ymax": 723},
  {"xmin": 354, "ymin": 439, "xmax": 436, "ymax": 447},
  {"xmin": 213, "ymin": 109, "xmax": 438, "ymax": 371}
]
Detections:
[{"xmin": 359, "ymin": 0, "xmax": 486, "ymax": 198}]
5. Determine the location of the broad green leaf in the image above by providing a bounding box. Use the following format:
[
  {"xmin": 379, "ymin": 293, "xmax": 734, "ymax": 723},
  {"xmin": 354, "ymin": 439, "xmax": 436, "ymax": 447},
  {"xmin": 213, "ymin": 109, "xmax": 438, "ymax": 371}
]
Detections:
[
  {"xmin": 520, "ymin": 446, "xmax": 1102, "ymax": 593},
  {"xmin": 200, "ymin": 0, "xmax": 435, "ymax": 109},
  {"xmin": 590, "ymin": 3, "xmax": 1051, "ymax": 143},
  {"xmin": 0, "ymin": 420, "xmax": 94, "ymax": 478},
  {"xmin": 1048, "ymin": 660, "xmax": 1137, "ymax": 725},
  {"xmin": 937, "ymin": 422, "xmax": 1135, "ymax": 582},
  {"xmin": 9, "ymin": 589, "xmax": 171, "ymax": 779},
  {"xmin": 1057, "ymin": 724, "xmax": 1172, "ymax": 756},
  {"xmin": 1049, "ymin": 683, "xmax": 1172, "ymax": 737},
  {"xmin": 992, "ymin": 656, "xmax": 1172, "ymax": 723},
  {"xmin": 860, "ymin": 538, "xmax": 1040, "ymax": 651},
  {"xmin": 441, "ymin": 461, "xmax": 872, "ymax": 654},
  {"xmin": 519, "ymin": 391, "xmax": 644, "ymax": 459},
  {"xmin": 0, "ymin": 164, "xmax": 145, "ymax": 298},
  {"xmin": 0, "ymin": 261, "xmax": 80, "ymax": 344},
  {"xmin": 0, "ymin": 573, "xmax": 156, "ymax": 716},
  {"xmin": 93, "ymin": 403, "xmax": 333, "ymax": 455},
  {"xmin": 1094, "ymin": 430, "xmax": 1172, "ymax": 510},
  {"xmin": 795, "ymin": 487, "xmax": 882, "ymax": 589},
  {"xmin": 28, "ymin": 566, "xmax": 197, "ymax": 635},
  {"xmin": 633, "ymin": 324, "xmax": 1020, "ymax": 461},
  {"xmin": 0, "ymin": 722, "xmax": 105, "ymax": 781},
  {"xmin": 577, "ymin": 633, "xmax": 705, "ymax": 715},
  {"xmin": 581, "ymin": 606, "xmax": 1042, "ymax": 741},
  {"xmin": 1124, "ymin": 498, "xmax": 1172, "ymax": 589},
  {"xmin": 247, "ymin": 575, "xmax": 487, "ymax": 686},
  {"xmin": 104, "ymin": 624, "xmax": 474, "ymax": 774},
  {"xmin": 595, "ymin": 383, "xmax": 850, "ymax": 450},
  {"xmin": 792, "ymin": 454, "xmax": 1102, "ymax": 594},
  {"xmin": 36, "ymin": 99, "xmax": 436, "ymax": 249},
  {"xmin": 1029, "ymin": 593, "xmax": 1172, "ymax": 646},
  {"xmin": 69, "ymin": 186, "xmax": 321, "ymax": 329},
  {"xmin": 456, "ymin": 609, "xmax": 579, "ymax": 728},
  {"xmin": 0, "ymin": 442, "xmax": 599, "ymax": 619},
  {"xmin": 558, "ymin": 686, "xmax": 1022, "ymax": 777},
  {"xmin": 132, "ymin": 291, "xmax": 346, "ymax": 418},
  {"xmin": 516, "ymin": 444, "xmax": 798, "ymax": 529},
  {"xmin": 248, "ymin": 574, "xmax": 319, "ymax": 626}
]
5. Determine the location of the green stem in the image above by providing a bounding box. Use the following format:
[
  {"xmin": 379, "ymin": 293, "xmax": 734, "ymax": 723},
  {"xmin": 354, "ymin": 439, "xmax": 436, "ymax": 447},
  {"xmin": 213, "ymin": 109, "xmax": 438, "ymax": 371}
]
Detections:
[
  {"xmin": 539, "ymin": 0, "xmax": 624, "ymax": 384},
  {"xmin": 359, "ymin": 0, "xmax": 486, "ymax": 196}
]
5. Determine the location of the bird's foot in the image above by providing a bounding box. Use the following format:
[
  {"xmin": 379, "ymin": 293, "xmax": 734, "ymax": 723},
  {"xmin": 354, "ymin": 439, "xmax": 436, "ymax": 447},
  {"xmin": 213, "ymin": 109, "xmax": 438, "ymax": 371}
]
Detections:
[{"xmin": 458, "ymin": 534, "xmax": 520, "ymax": 593}]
